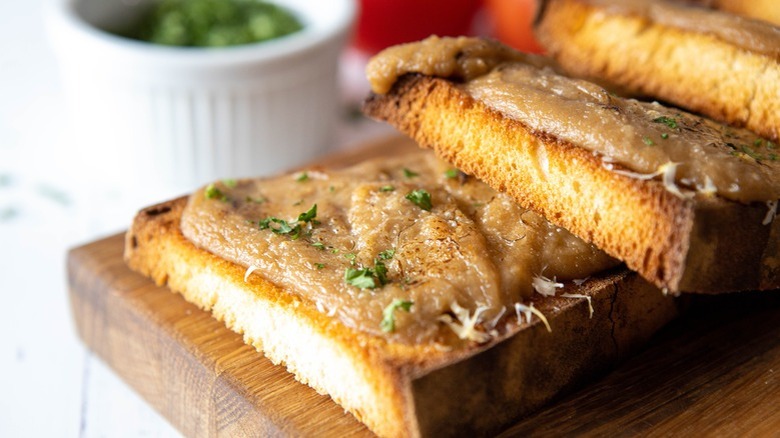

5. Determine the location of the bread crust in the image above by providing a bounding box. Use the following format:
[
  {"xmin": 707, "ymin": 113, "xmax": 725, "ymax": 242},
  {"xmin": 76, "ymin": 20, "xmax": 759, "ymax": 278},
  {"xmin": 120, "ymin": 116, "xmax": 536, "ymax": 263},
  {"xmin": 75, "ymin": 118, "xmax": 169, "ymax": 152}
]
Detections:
[
  {"xmin": 363, "ymin": 75, "xmax": 780, "ymax": 293},
  {"xmin": 708, "ymin": 0, "xmax": 780, "ymax": 26},
  {"xmin": 535, "ymin": 0, "xmax": 780, "ymax": 141},
  {"xmin": 125, "ymin": 195, "xmax": 681, "ymax": 437}
]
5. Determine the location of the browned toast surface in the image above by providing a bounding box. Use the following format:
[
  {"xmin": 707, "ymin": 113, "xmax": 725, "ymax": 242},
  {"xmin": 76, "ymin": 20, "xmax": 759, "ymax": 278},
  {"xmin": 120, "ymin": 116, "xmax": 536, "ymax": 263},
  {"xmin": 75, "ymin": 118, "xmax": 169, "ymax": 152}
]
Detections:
[
  {"xmin": 124, "ymin": 190, "xmax": 681, "ymax": 437},
  {"xmin": 535, "ymin": 0, "xmax": 780, "ymax": 141},
  {"xmin": 363, "ymin": 75, "xmax": 780, "ymax": 293}
]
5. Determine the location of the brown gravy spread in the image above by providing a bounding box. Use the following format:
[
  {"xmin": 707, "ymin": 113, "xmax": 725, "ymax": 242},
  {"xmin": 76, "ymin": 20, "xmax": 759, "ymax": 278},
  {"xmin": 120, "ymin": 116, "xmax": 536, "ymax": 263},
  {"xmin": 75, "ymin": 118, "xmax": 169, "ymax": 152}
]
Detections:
[
  {"xmin": 587, "ymin": 0, "xmax": 780, "ymax": 60},
  {"xmin": 181, "ymin": 151, "xmax": 618, "ymax": 346},
  {"xmin": 366, "ymin": 36, "xmax": 780, "ymax": 203}
]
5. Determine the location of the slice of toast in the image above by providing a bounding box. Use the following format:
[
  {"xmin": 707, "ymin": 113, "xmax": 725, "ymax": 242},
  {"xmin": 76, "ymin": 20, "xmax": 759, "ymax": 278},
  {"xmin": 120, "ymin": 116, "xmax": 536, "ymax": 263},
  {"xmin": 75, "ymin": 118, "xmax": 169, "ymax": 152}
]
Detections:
[
  {"xmin": 125, "ymin": 193, "xmax": 680, "ymax": 437},
  {"xmin": 535, "ymin": 0, "xmax": 780, "ymax": 141},
  {"xmin": 363, "ymin": 73, "xmax": 780, "ymax": 293},
  {"xmin": 704, "ymin": 0, "xmax": 780, "ymax": 25}
]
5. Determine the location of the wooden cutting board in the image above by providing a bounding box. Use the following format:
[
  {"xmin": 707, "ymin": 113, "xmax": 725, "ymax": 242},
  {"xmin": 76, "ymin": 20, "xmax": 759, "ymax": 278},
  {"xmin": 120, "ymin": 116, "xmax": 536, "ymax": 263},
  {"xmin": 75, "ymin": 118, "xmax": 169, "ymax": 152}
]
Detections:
[{"xmin": 67, "ymin": 136, "xmax": 780, "ymax": 437}]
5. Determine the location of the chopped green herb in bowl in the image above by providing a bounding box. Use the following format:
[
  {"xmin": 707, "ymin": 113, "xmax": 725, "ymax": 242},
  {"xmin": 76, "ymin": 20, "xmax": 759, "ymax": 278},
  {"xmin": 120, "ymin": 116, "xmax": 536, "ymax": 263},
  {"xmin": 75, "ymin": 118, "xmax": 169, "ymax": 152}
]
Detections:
[{"xmin": 124, "ymin": 0, "xmax": 304, "ymax": 47}]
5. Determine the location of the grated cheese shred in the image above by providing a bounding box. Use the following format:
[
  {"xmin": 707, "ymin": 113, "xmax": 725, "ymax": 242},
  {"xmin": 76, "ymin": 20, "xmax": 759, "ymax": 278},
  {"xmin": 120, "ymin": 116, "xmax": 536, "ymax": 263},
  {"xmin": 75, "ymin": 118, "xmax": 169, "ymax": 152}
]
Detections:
[
  {"xmin": 438, "ymin": 302, "xmax": 492, "ymax": 343},
  {"xmin": 603, "ymin": 161, "xmax": 696, "ymax": 199},
  {"xmin": 244, "ymin": 265, "xmax": 259, "ymax": 282},
  {"xmin": 532, "ymin": 274, "xmax": 564, "ymax": 297},
  {"xmin": 514, "ymin": 303, "xmax": 552, "ymax": 333},
  {"xmin": 764, "ymin": 200, "xmax": 778, "ymax": 226},
  {"xmin": 561, "ymin": 293, "xmax": 594, "ymax": 318}
]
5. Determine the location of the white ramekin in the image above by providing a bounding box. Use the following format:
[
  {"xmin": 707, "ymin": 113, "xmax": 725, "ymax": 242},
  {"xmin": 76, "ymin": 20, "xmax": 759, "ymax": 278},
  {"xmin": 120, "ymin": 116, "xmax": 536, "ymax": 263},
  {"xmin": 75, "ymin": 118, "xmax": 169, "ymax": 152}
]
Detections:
[{"xmin": 46, "ymin": 0, "xmax": 356, "ymax": 199}]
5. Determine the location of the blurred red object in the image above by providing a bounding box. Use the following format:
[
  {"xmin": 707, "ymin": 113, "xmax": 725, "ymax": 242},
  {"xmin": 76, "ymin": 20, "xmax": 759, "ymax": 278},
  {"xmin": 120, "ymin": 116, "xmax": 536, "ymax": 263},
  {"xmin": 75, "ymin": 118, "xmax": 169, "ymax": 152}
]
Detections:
[
  {"xmin": 484, "ymin": 0, "xmax": 544, "ymax": 53},
  {"xmin": 353, "ymin": 0, "xmax": 483, "ymax": 54}
]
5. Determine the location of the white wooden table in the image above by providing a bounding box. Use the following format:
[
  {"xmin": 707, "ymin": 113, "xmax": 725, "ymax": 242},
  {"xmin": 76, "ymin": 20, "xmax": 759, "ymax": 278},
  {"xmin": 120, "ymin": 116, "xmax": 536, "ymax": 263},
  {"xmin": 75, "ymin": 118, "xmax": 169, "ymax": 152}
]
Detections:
[{"xmin": 0, "ymin": 2, "xmax": 391, "ymax": 436}]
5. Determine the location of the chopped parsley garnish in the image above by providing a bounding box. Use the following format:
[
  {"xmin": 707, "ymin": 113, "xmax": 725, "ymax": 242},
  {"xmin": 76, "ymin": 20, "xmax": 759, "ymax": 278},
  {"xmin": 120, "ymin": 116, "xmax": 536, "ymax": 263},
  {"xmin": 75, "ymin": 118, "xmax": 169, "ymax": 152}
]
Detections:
[
  {"xmin": 379, "ymin": 185, "xmax": 395, "ymax": 192},
  {"xmin": 403, "ymin": 168, "xmax": 419, "ymax": 178},
  {"xmin": 444, "ymin": 168, "xmax": 459, "ymax": 179},
  {"xmin": 406, "ymin": 189, "xmax": 432, "ymax": 211},
  {"xmin": 380, "ymin": 299, "xmax": 414, "ymax": 332},
  {"xmin": 297, "ymin": 204, "xmax": 317, "ymax": 223},
  {"xmin": 661, "ymin": 133, "xmax": 669, "ymax": 140},
  {"xmin": 652, "ymin": 116, "xmax": 678, "ymax": 129},
  {"xmin": 257, "ymin": 204, "xmax": 317, "ymax": 240},
  {"xmin": 642, "ymin": 136, "xmax": 655, "ymax": 146},
  {"xmin": 311, "ymin": 242, "xmax": 326, "ymax": 250},
  {"xmin": 245, "ymin": 195, "xmax": 267, "ymax": 204},
  {"xmin": 258, "ymin": 217, "xmax": 302, "ymax": 239},
  {"xmin": 373, "ymin": 260, "xmax": 389, "ymax": 286},
  {"xmin": 204, "ymin": 183, "xmax": 228, "ymax": 201},
  {"xmin": 315, "ymin": 263, "xmax": 325, "ymax": 270},
  {"xmin": 378, "ymin": 249, "xmax": 395, "ymax": 260},
  {"xmin": 345, "ymin": 268, "xmax": 378, "ymax": 289},
  {"xmin": 740, "ymin": 145, "xmax": 764, "ymax": 161},
  {"xmin": 222, "ymin": 179, "xmax": 237, "ymax": 188},
  {"xmin": 769, "ymin": 153, "xmax": 778, "ymax": 161},
  {"xmin": 754, "ymin": 139, "xmax": 764, "ymax": 147},
  {"xmin": 343, "ymin": 249, "xmax": 394, "ymax": 289},
  {"xmin": 295, "ymin": 172, "xmax": 309, "ymax": 182},
  {"xmin": 768, "ymin": 141, "xmax": 777, "ymax": 150}
]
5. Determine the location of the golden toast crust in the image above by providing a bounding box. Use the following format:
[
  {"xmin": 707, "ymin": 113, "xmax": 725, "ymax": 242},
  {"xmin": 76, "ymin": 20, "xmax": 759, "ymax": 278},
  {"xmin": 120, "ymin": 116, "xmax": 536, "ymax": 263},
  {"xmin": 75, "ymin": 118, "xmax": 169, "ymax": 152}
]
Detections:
[
  {"xmin": 363, "ymin": 75, "xmax": 780, "ymax": 293},
  {"xmin": 536, "ymin": 0, "xmax": 780, "ymax": 141},
  {"xmin": 124, "ymin": 193, "xmax": 681, "ymax": 437}
]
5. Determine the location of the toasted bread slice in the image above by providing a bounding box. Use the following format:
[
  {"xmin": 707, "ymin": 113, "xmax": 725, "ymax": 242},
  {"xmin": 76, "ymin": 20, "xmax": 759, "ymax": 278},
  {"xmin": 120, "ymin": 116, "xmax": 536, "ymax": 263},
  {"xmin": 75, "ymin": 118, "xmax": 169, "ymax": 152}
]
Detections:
[
  {"xmin": 705, "ymin": 0, "xmax": 780, "ymax": 25},
  {"xmin": 125, "ymin": 193, "xmax": 680, "ymax": 437},
  {"xmin": 535, "ymin": 0, "xmax": 780, "ymax": 141},
  {"xmin": 363, "ymin": 74, "xmax": 780, "ymax": 293}
]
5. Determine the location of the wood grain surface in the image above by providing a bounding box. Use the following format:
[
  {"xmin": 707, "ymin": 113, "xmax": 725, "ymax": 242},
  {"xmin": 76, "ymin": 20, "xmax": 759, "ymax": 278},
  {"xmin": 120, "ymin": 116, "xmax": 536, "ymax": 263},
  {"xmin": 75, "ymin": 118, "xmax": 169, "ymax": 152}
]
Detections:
[{"xmin": 67, "ymin": 137, "xmax": 780, "ymax": 437}]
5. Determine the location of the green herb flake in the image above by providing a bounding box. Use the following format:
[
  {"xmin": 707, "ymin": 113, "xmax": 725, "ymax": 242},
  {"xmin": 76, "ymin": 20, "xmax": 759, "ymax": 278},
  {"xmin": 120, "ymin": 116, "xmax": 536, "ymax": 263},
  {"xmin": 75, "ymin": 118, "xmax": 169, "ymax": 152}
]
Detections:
[
  {"xmin": 315, "ymin": 263, "xmax": 325, "ymax": 270},
  {"xmin": 661, "ymin": 133, "xmax": 669, "ymax": 140},
  {"xmin": 222, "ymin": 179, "xmax": 237, "ymax": 188},
  {"xmin": 769, "ymin": 153, "xmax": 779, "ymax": 161},
  {"xmin": 740, "ymin": 145, "xmax": 764, "ymax": 161},
  {"xmin": 378, "ymin": 249, "xmax": 396, "ymax": 260},
  {"xmin": 204, "ymin": 183, "xmax": 228, "ymax": 201},
  {"xmin": 245, "ymin": 195, "xmax": 266, "ymax": 204},
  {"xmin": 642, "ymin": 136, "xmax": 655, "ymax": 146},
  {"xmin": 258, "ymin": 204, "xmax": 317, "ymax": 240},
  {"xmin": 374, "ymin": 260, "xmax": 389, "ymax": 286},
  {"xmin": 380, "ymin": 299, "xmax": 414, "ymax": 332},
  {"xmin": 345, "ymin": 268, "xmax": 377, "ymax": 289},
  {"xmin": 312, "ymin": 242, "xmax": 326, "ymax": 250},
  {"xmin": 652, "ymin": 116, "xmax": 678, "ymax": 129},
  {"xmin": 297, "ymin": 204, "xmax": 317, "ymax": 223},
  {"xmin": 258, "ymin": 217, "xmax": 302, "ymax": 239},
  {"xmin": 403, "ymin": 168, "xmax": 419, "ymax": 178},
  {"xmin": 295, "ymin": 172, "xmax": 309, "ymax": 182},
  {"xmin": 754, "ymin": 139, "xmax": 764, "ymax": 147},
  {"xmin": 405, "ymin": 189, "xmax": 432, "ymax": 211},
  {"xmin": 379, "ymin": 185, "xmax": 395, "ymax": 192},
  {"xmin": 768, "ymin": 141, "xmax": 777, "ymax": 150},
  {"xmin": 444, "ymin": 168, "xmax": 459, "ymax": 179},
  {"xmin": 344, "ymin": 253, "xmax": 357, "ymax": 262}
]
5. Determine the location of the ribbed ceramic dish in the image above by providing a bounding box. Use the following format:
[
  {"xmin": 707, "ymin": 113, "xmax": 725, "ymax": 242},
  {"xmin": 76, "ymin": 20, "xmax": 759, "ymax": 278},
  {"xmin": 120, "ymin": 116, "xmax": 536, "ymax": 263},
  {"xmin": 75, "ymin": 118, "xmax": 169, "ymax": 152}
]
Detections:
[{"xmin": 47, "ymin": 0, "xmax": 355, "ymax": 197}]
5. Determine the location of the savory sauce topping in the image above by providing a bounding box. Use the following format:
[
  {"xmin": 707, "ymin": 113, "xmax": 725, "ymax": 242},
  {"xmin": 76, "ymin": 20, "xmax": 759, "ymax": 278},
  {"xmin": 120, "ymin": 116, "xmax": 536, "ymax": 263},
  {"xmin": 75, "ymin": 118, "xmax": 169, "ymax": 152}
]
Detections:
[
  {"xmin": 181, "ymin": 152, "xmax": 617, "ymax": 346},
  {"xmin": 366, "ymin": 36, "xmax": 780, "ymax": 202}
]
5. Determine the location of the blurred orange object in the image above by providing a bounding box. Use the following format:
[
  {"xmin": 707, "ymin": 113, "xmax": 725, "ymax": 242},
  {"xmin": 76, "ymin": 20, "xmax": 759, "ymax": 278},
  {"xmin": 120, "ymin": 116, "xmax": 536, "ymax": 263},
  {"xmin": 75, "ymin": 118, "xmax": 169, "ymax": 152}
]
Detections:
[
  {"xmin": 353, "ymin": 0, "xmax": 482, "ymax": 54},
  {"xmin": 485, "ymin": 0, "xmax": 544, "ymax": 53}
]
